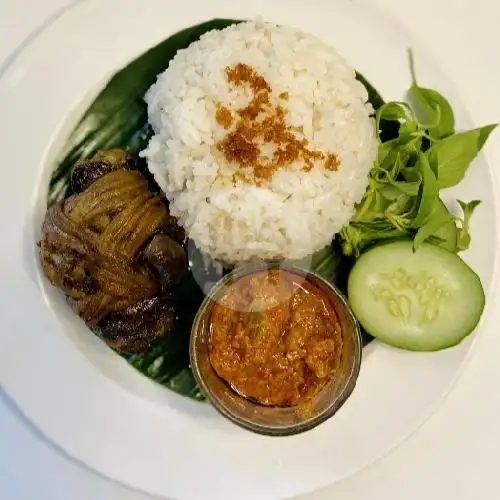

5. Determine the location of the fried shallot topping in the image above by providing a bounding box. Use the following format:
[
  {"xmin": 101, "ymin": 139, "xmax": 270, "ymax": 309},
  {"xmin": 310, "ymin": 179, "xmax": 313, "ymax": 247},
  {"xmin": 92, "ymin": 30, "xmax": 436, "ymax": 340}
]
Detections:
[{"xmin": 214, "ymin": 63, "xmax": 339, "ymax": 184}]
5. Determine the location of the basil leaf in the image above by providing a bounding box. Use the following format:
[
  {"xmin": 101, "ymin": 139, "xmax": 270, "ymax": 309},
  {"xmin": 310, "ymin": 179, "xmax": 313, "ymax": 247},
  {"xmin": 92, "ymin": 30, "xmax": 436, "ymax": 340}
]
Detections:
[
  {"xmin": 415, "ymin": 88, "xmax": 454, "ymax": 139},
  {"xmin": 383, "ymin": 157, "xmax": 420, "ymax": 196},
  {"xmin": 353, "ymin": 189, "xmax": 376, "ymax": 221},
  {"xmin": 399, "ymin": 118, "xmax": 420, "ymax": 138},
  {"xmin": 410, "ymin": 153, "xmax": 439, "ymax": 228},
  {"xmin": 414, "ymin": 212, "xmax": 452, "ymax": 250},
  {"xmin": 426, "ymin": 124, "xmax": 498, "ymax": 189},
  {"xmin": 379, "ymin": 184, "xmax": 404, "ymax": 200},
  {"xmin": 356, "ymin": 222, "xmax": 409, "ymax": 242},
  {"xmin": 377, "ymin": 134, "xmax": 420, "ymax": 175},
  {"xmin": 380, "ymin": 150, "xmax": 407, "ymax": 179},
  {"xmin": 379, "ymin": 164, "xmax": 420, "ymax": 197},
  {"xmin": 378, "ymin": 119, "xmax": 401, "ymax": 143},
  {"xmin": 408, "ymin": 85, "xmax": 456, "ymax": 139},
  {"xmin": 408, "ymin": 49, "xmax": 455, "ymax": 139},
  {"xmin": 372, "ymin": 190, "xmax": 391, "ymax": 216},
  {"xmin": 386, "ymin": 194, "xmax": 412, "ymax": 215},
  {"xmin": 354, "ymin": 187, "xmax": 393, "ymax": 222},
  {"xmin": 376, "ymin": 102, "xmax": 413, "ymax": 123},
  {"xmin": 457, "ymin": 199, "xmax": 481, "ymax": 251},
  {"xmin": 478, "ymin": 124, "xmax": 498, "ymax": 149},
  {"xmin": 377, "ymin": 140, "xmax": 396, "ymax": 164},
  {"xmin": 400, "ymin": 166, "xmax": 420, "ymax": 183},
  {"xmin": 341, "ymin": 221, "xmax": 407, "ymax": 257},
  {"xmin": 388, "ymin": 178, "xmax": 420, "ymax": 196},
  {"xmin": 430, "ymin": 200, "xmax": 458, "ymax": 252},
  {"xmin": 340, "ymin": 226, "xmax": 363, "ymax": 257},
  {"xmin": 376, "ymin": 102, "xmax": 418, "ymax": 143},
  {"xmin": 413, "ymin": 199, "xmax": 456, "ymax": 250},
  {"xmin": 377, "ymin": 138, "xmax": 399, "ymax": 165},
  {"xmin": 400, "ymin": 137, "xmax": 423, "ymax": 171},
  {"xmin": 368, "ymin": 176, "xmax": 387, "ymax": 192}
]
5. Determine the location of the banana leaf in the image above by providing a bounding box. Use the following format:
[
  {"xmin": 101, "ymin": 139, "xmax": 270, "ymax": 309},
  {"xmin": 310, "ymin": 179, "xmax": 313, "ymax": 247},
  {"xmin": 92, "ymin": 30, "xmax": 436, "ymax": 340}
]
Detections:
[
  {"xmin": 48, "ymin": 18, "xmax": 241, "ymax": 205},
  {"xmin": 47, "ymin": 19, "xmax": 384, "ymax": 400}
]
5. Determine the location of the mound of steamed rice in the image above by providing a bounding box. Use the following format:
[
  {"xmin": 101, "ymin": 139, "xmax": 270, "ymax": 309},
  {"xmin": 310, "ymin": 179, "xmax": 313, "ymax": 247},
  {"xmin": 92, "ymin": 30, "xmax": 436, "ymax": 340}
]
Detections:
[{"xmin": 142, "ymin": 20, "xmax": 376, "ymax": 263}]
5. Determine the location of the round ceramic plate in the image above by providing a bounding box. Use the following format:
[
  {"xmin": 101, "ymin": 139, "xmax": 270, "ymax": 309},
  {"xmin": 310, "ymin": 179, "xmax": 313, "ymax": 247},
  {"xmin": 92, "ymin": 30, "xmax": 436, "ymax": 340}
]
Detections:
[{"xmin": 0, "ymin": 1, "xmax": 498, "ymax": 499}]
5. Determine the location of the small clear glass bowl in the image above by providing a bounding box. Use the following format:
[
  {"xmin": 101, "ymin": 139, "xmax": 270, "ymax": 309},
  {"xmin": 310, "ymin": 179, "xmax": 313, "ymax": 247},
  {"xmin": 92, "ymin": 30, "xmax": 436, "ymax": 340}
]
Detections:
[{"xmin": 189, "ymin": 262, "xmax": 362, "ymax": 436}]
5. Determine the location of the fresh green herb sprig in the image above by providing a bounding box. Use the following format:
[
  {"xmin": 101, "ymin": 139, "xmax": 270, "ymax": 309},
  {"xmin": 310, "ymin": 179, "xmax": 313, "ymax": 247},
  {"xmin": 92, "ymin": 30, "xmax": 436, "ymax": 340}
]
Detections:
[{"xmin": 341, "ymin": 50, "xmax": 497, "ymax": 257}]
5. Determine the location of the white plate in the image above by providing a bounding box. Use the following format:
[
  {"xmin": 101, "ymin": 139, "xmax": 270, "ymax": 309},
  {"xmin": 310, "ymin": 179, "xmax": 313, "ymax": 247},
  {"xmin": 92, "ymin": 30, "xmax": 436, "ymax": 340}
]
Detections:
[{"xmin": 0, "ymin": 1, "xmax": 498, "ymax": 499}]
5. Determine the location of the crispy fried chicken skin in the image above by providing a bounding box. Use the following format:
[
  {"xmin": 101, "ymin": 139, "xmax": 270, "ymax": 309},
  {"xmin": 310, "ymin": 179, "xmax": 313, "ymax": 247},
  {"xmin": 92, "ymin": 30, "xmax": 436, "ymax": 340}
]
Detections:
[{"xmin": 38, "ymin": 149, "xmax": 186, "ymax": 354}]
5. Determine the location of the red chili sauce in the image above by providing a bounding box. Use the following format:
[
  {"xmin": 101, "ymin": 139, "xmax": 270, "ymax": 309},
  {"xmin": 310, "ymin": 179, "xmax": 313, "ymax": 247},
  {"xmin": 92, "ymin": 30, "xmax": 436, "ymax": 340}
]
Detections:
[{"xmin": 208, "ymin": 270, "xmax": 343, "ymax": 407}]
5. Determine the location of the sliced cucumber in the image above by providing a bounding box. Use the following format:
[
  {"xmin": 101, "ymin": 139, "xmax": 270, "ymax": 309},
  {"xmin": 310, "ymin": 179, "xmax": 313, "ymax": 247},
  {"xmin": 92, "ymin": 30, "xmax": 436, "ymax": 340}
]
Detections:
[{"xmin": 347, "ymin": 240, "xmax": 485, "ymax": 351}]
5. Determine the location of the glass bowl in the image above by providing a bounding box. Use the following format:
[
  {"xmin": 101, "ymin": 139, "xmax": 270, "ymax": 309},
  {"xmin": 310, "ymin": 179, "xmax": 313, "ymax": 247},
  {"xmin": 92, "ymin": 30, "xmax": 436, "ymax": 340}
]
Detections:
[{"xmin": 189, "ymin": 261, "xmax": 362, "ymax": 436}]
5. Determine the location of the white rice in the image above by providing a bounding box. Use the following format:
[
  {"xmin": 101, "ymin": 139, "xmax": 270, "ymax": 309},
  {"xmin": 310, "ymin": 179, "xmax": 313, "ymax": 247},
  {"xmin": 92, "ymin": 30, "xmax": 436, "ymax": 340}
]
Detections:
[{"xmin": 142, "ymin": 20, "xmax": 377, "ymax": 264}]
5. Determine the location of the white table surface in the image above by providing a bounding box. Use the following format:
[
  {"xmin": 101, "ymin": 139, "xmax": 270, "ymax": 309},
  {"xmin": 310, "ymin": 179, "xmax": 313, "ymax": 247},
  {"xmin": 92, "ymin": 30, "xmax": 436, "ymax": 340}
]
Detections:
[{"xmin": 1, "ymin": 1, "xmax": 500, "ymax": 499}]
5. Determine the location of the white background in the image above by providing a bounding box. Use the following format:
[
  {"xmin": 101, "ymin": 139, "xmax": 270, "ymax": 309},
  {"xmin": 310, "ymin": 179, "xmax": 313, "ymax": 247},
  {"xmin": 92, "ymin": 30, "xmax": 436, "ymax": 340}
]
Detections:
[{"xmin": 1, "ymin": 1, "xmax": 500, "ymax": 499}]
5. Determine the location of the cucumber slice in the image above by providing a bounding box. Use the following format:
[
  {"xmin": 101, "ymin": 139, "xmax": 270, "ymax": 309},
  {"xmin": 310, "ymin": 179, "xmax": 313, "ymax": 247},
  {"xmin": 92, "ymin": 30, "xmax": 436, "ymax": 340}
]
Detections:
[{"xmin": 347, "ymin": 240, "xmax": 485, "ymax": 351}]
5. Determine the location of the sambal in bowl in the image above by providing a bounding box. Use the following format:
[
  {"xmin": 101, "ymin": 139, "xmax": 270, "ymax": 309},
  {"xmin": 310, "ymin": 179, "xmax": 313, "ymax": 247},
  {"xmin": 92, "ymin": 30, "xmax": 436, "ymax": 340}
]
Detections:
[{"xmin": 189, "ymin": 262, "xmax": 362, "ymax": 436}]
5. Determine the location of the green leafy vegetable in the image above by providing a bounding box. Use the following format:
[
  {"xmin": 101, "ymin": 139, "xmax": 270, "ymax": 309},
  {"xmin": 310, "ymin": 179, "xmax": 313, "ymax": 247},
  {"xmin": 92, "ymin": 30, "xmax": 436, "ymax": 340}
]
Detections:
[
  {"xmin": 427, "ymin": 124, "xmax": 497, "ymax": 189},
  {"xmin": 341, "ymin": 51, "xmax": 496, "ymax": 258},
  {"xmin": 425, "ymin": 200, "xmax": 458, "ymax": 252},
  {"xmin": 456, "ymin": 200, "xmax": 482, "ymax": 251},
  {"xmin": 414, "ymin": 207, "xmax": 454, "ymax": 250},
  {"xmin": 408, "ymin": 49, "xmax": 455, "ymax": 139},
  {"xmin": 377, "ymin": 101, "xmax": 414, "ymax": 124},
  {"xmin": 410, "ymin": 153, "xmax": 439, "ymax": 228}
]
